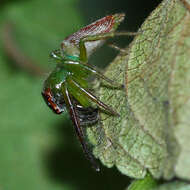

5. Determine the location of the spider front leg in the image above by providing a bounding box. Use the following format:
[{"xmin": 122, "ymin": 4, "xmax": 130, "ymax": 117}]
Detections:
[
  {"xmin": 78, "ymin": 31, "xmax": 139, "ymax": 87},
  {"xmin": 79, "ymin": 62, "xmax": 124, "ymax": 89},
  {"xmin": 79, "ymin": 31, "xmax": 139, "ymax": 62},
  {"xmin": 61, "ymin": 84, "xmax": 100, "ymax": 171},
  {"xmin": 63, "ymin": 60, "xmax": 124, "ymax": 89},
  {"xmin": 67, "ymin": 77, "xmax": 119, "ymax": 116}
]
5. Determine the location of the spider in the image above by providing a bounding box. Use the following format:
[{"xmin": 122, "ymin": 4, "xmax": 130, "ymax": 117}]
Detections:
[{"xmin": 42, "ymin": 13, "xmax": 126, "ymax": 171}]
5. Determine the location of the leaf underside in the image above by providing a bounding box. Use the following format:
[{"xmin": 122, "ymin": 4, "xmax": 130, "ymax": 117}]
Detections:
[
  {"xmin": 152, "ymin": 181, "xmax": 190, "ymax": 190},
  {"xmin": 87, "ymin": 0, "xmax": 190, "ymax": 180}
]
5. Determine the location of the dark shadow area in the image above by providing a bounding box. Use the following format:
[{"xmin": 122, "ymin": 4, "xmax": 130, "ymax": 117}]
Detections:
[
  {"xmin": 78, "ymin": 0, "xmax": 161, "ymax": 69},
  {"xmin": 44, "ymin": 119, "xmax": 130, "ymax": 190},
  {"xmin": 79, "ymin": 0, "xmax": 160, "ymax": 30},
  {"xmin": 0, "ymin": 0, "xmax": 27, "ymax": 10}
]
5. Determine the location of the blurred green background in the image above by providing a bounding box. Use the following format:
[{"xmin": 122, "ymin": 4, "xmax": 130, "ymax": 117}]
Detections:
[{"xmin": 0, "ymin": 0, "xmax": 160, "ymax": 189}]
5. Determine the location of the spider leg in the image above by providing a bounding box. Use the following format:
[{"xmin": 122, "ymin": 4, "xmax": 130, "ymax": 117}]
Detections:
[
  {"xmin": 77, "ymin": 31, "xmax": 140, "ymax": 88},
  {"xmin": 107, "ymin": 42, "xmax": 126, "ymax": 53},
  {"xmin": 80, "ymin": 62, "xmax": 124, "ymax": 88},
  {"xmin": 79, "ymin": 31, "xmax": 139, "ymax": 62},
  {"xmin": 67, "ymin": 78, "xmax": 120, "ymax": 116},
  {"xmin": 63, "ymin": 61, "xmax": 124, "ymax": 89},
  {"xmin": 62, "ymin": 84, "xmax": 100, "ymax": 171}
]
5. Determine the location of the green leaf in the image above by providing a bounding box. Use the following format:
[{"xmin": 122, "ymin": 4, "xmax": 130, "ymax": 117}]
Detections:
[
  {"xmin": 127, "ymin": 180, "xmax": 190, "ymax": 190},
  {"xmin": 153, "ymin": 181, "xmax": 190, "ymax": 190},
  {"xmin": 87, "ymin": 0, "xmax": 190, "ymax": 179},
  {"xmin": 127, "ymin": 173, "xmax": 157, "ymax": 190},
  {"xmin": 0, "ymin": 0, "xmax": 84, "ymax": 189}
]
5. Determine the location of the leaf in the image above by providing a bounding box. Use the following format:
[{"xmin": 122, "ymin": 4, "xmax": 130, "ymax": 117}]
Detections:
[
  {"xmin": 153, "ymin": 181, "xmax": 190, "ymax": 190},
  {"xmin": 0, "ymin": 0, "xmax": 84, "ymax": 189},
  {"xmin": 127, "ymin": 173, "xmax": 157, "ymax": 190},
  {"xmin": 87, "ymin": 0, "xmax": 190, "ymax": 179},
  {"xmin": 126, "ymin": 180, "xmax": 190, "ymax": 190}
]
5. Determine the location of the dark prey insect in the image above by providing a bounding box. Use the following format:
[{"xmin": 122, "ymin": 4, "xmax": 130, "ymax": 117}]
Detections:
[{"xmin": 42, "ymin": 13, "xmax": 127, "ymax": 171}]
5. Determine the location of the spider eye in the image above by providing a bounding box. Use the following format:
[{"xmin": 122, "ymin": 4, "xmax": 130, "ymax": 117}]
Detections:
[{"xmin": 50, "ymin": 49, "xmax": 62, "ymax": 60}]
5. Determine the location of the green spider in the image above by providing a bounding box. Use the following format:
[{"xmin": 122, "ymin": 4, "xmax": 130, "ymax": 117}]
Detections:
[{"xmin": 42, "ymin": 13, "xmax": 126, "ymax": 171}]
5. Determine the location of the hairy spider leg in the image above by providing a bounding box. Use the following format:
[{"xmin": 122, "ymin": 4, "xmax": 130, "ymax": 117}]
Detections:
[
  {"xmin": 79, "ymin": 31, "xmax": 139, "ymax": 62},
  {"xmin": 62, "ymin": 84, "xmax": 100, "ymax": 171}
]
